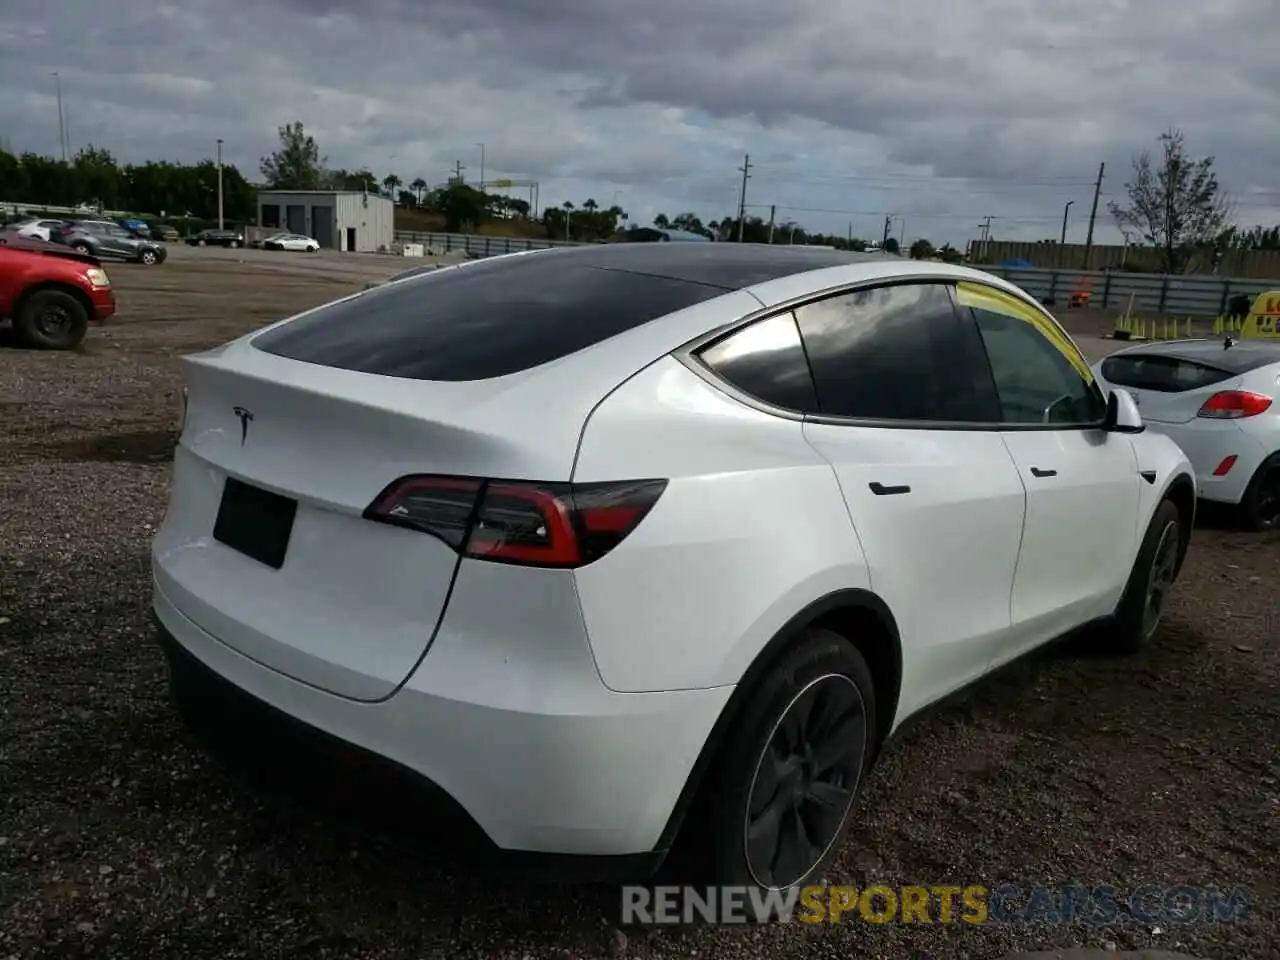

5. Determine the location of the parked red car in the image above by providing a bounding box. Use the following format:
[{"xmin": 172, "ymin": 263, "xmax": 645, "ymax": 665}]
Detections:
[{"xmin": 0, "ymin": 235, "xmax": 116, "ymax": 349}]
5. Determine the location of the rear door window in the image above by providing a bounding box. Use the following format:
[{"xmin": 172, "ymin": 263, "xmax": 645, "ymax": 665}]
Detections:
[
  {"xmin": 252, "ymin": 257, "xmax": 733, "ymax": 381},
  {"xmin": 792, "ymin": 281, "xmax": 1000, "ymax": 422},
  {"xmin": 1100, "ymin": 355, "xmax": 1235, "ymax": 392},
  {"xmin": 697, "ymin": 312, "xmax": 819, "ymax": 412}
]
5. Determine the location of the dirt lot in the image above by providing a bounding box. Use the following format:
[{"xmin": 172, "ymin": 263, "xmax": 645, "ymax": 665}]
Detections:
[{"xmin": 1, "ymin": 251, "xmax": 1277, "ymax": 960}]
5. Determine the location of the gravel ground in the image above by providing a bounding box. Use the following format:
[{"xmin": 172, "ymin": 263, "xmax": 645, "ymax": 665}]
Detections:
[{"xmin": 1, "ymin": 254, "xmax": 1277, "ymax": 960}]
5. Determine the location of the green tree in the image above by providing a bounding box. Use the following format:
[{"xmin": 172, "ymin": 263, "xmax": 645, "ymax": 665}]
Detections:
[
  {"xmin": 884, "ymin": 237, "xmax": 901, "ymax": 255},
  {"xmin": 439, "ymin": 184, "xmax": 488, "ymax": 232},
  {"xmin": 260, "ymin": 122, "xmax": 326, "ymax": 190},
  {"xmin": 652, "ymin": 212, "xmax": 670, "ymax": 229},
  {"xmin": 1108, "ymin": 128, "xmax": 1232, "ymax": 273},
  {"xmin": 382, "ymin": 173, "xmax": 402, "ymax": 200},
  {"xmin": 908, "ymin": 237, "xmax": 935, "ymax": 260},
  {"xmin": 410, "ymin": 177, "xmax": 427, "ymax": 204},
  {"xmin": 936, "ymin": 242, "xmax": 964, "ymax": 263}
]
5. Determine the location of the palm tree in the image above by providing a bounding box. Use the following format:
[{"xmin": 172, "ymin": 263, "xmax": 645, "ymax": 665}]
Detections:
[
  {"xmin": 561, "ymin": 201, "xmax": 575, "ymax": 241},
  {"xmin": 410, "ymin": 177, "xmax": 427, "ymax": 204},
  {"xmin": 583, "ymin": 197, "xmax": 598, "ymax": 212},
  {"xmin": 382, "ymin": 173, "xmax": 402, "ymax": 201}
]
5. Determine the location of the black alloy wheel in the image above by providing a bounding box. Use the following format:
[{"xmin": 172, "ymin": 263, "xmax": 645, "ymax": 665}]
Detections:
[
  {"xmin": 1141, "ymin": 517, "xmax": 1180, "ymax": 641},
  {"xmin": 744, "ymin": 673, "xmax": 867, "ymax": 888}
]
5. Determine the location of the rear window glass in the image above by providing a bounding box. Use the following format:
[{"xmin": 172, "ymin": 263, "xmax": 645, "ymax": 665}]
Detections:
[
  {"xmin": 252, "ymin": 257, "xmax": 730, "ymax": 381},
  {"xmin": 1100, "ymin": 355, "xmax": 1234, "ymax": 393}
]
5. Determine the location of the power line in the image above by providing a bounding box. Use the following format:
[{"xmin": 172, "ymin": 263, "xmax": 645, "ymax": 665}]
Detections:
[
  {"xmin": 748, "ymin": 165, "xmax": 1092, "ymax": 185},
  {"xmin": 750, "ymin": 202, "xmax": 1071, "ymax": 223}
]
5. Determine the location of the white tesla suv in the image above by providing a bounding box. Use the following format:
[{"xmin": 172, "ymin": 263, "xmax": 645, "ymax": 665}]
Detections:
[
  {"xmin": 1093, "ymin": 338, "xmax": 1280, "ymax": 530},
  {"xmin": 152, "ymin": 244, "xmax": 1196, "ymax": 889}
]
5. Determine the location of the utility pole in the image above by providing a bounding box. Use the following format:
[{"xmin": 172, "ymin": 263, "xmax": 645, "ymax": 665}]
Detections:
[
  {"xmin": 1082, "ymin": 161, "xmax": 1104, "ymax": 269},
  {"xmin": 476, "ymin": 143, "xmax": 485, "ymax": 189},
  {"xmin": 454, "ymin": 160, "xmax": 464, "ymax": 184},
  {"xmin": 216, "ymin": 138, "xmax": 224, "ymax": 230},
  {"xmin": 51, "ymin": 72, "xmax": 67, "ymax": 163},
  {"xmin": 847, "ymin": 222, "xmax": 852, "ymax": 247},
  {"xmin": 980, "ymin": 215, "xmax": 993, "ymax": 259},
  {"xmin": 1060, "ymin": 200, "xmax": 1074, "ymax": 246},
  {"xmin": 882, "ymin": 215, "xmax": 892, "ymax": 246},
  {"xmin": 736, "ymin": 154, "xmax": 752, "ymax": 242},
  {"xmin": 767, "ymin": 204, "xmax": 776, "ymax": 244},
  {"xmin": 899, "ymin": 219, "xmax": 905, "ymax": 246}
]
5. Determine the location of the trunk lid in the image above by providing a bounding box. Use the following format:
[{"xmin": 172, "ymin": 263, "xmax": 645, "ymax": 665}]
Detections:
[{"xmin": 154, "ymin": 344, "xmax": 593, "ymax": 701}]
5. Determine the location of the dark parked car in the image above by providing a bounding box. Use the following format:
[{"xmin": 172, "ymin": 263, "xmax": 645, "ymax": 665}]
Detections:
[
  {"xmin": 187, "ymin": 228, "xmax": 245, "ymax": 248},
  {"xmin": 51, "ymin": 220, "xmax": 167, "ymax": 266},
  {"xmin": 151, "ymin": 224, "xmax": 180, "ymax": 242}
]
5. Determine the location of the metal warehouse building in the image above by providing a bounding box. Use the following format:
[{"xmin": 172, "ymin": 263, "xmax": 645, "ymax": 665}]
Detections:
[{"xmin": 256, "ymin": 190, "xmax": 394, "ymax": 252}]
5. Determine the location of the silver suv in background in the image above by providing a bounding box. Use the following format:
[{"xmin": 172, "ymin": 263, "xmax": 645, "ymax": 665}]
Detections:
[{"xmin": 51, "ymin": 220, "xmax": 168, "ymax": 266}]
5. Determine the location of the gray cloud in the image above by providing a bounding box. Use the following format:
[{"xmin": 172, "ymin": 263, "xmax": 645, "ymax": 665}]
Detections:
[{"xmin": 0, "ymin": 0, "xmax": 1277, "ymax": 245}]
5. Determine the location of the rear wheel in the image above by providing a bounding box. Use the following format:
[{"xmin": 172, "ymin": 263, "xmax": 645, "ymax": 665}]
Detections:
[
  {"xmin": 1240, "ymin": 454, "xmax": 1280, "ymax": 531},
  {"xmin": 72, "ymin": 243, "xmax": 92, "ymax": 256},
  {"xmin": 702, "ymin": 629, "xmax": 875, "ymax": 888},
  {"xmin": 229, "ymin": 239, "xmax": 240, "ymax": 248},
  {"xmin": 197, "ymin": 238, "xmax": 207, "ymax": 247},
  {"xmin": 138, "ymin": 249, "xmax": 158, "ymax": 265},
  {"xmin": 14, "ymin": 289, "xmax": 90, "ymax": 350},
  {"xmin": 1111, "ymin": 498, "xmax": 1182, "ymax": 653}
]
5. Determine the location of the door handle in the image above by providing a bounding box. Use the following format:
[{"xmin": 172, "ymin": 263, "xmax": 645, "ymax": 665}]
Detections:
[
  {"xmin": 1030, "ymin": 467, "xmax": 1057, "ymax": 478},
  {"xmin": 868, "ymin": 482, "xmax": 911, "ymax": 496}
]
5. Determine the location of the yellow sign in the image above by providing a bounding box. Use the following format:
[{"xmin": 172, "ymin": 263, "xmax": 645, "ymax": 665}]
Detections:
[
  {"xmin": 491, "ymin": 178, "xmax": 514, "ymax": 188},
  {"xmin": 1240, "ymin": 291, "xmax": 1280, "ymax": 338}
]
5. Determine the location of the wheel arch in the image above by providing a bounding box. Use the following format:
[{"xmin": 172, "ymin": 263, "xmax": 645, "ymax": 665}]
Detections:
[
  {"xmin": 13, "ymin": 281, "xmax": 95, "ymax": 325},
  {"xmin": 653, "ymin": 587, "xmax": 902, "ymax": 852},
  {"xmin": 1161, "ymin": 471, "xmax": 1196, "ymax": 575}
]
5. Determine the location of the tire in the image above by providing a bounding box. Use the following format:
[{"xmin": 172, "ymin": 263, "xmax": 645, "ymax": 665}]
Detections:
[
  {"xmin": 197, "ymin": 239, "xmax": 207, "ymax": 247},
  {"xmin": 1110, "ymin": 498, "xmax": 1182, "ymax": 653},
  {"xmin": 229, "ymin": 240, "xmax": 239, "ymax": 248},
  {"xmin": 14, "ymin": 289, "xmax": 90, "ymax": 350},
  {"xmin": 72, "ymin": 243, "xmax": 92, "ymax": 256},
  {"xmin": 1239, "ymin": 454, "xmax": 1280, "ymax": 532},
  {"xmin": 138, "ymin": 249, "xmax": 158, "ymax": 266},
  {"xmin": 701, "ymin": 628, "xmax": 876, "ymax": 889}
]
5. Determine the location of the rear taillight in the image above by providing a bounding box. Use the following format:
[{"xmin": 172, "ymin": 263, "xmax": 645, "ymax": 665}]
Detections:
[
  {"xmin": 1196, "ymin": 391, "xmax": 1273, "ymax": 419},
  {"xmin": 363, "ymin": 476, "xmax": 666, "ymax": 568}
]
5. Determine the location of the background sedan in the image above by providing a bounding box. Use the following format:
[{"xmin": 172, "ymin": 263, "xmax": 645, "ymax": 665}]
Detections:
[{"xmin": 262, "ymin": 233, "xmax": 320, "ymax": 252}]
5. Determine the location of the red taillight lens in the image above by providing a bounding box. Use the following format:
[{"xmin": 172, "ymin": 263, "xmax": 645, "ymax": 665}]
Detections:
[
  {"xmin": 363, "ymin": 476, "xmax": 666, "ymax": 568},
  {"xmin": 1197, "ymin": 391, "xmax": 1273, "ymax": 419}
]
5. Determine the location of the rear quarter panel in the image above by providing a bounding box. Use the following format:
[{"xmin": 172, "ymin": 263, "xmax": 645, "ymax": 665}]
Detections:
[{"xmin": 570, "ymin": 356, "xmax": 869, "ymax": 694}]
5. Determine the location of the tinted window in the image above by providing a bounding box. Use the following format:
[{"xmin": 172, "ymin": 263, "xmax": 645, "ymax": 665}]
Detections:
[
  {"xmin": 253, "ymin": 258, "xmax": 732, "ymax": 381},
  {"xmin": 969, "ymin": 308, "xmax": 1106, "ymax": 424},
  {"xmin": 1099, "ymin": 355, "xmax": 1234, "ymax": 393},
  {"xmin": 698, "ymin": 312, "xmax": 819, "ymax": 412},
  {"xmin": 793, "ymin": 282, "xmax": 999, "ymax": 421}
]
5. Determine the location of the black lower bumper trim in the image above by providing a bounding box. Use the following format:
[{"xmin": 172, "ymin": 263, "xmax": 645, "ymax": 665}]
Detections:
[{"xmin": 153, "ymin": 616, "xmax": 667, "ymax": 883}]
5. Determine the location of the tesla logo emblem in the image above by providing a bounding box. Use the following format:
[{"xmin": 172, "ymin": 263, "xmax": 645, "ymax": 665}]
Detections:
[{"xmin": 232, "ymin": 406, "xmax": 254, "ymax": 446}]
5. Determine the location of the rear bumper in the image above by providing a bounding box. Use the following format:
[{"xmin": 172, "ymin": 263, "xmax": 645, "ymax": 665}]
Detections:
[
  {"xmin": 155, "ymin": 617, "xmax": 663, "ymax": 882},
  {"xmin": 151, "ymin": 578, "xmax": 731, "ymax": 880},
  {"xmin": 1157, "ymin": 419, "xmax": 1266, "ymax": 505}
]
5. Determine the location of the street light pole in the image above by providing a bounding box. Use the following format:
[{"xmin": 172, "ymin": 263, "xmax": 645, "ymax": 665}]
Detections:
[
  {"xmin": 216, "ymin": 139, "xmax": 224, "ymax": 230},
  {"xmin": 52, "ymin": 72, "xmax": 67, "ymax": 163},
  {"xmin": 476, "ymin": 143, "xmax": 485, "ymax": 189},
  {"xmin": 1060, "ymin": 200, "xmax": 1074, "ymax": 245}
]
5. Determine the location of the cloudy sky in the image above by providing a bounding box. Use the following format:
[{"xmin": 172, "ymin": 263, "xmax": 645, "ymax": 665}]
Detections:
[{"xmin": 2, "ymin": 0, "xmax": 1277, "ymax": 246}]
